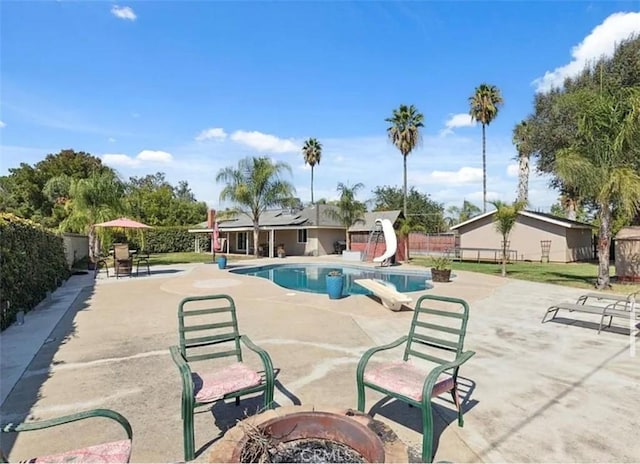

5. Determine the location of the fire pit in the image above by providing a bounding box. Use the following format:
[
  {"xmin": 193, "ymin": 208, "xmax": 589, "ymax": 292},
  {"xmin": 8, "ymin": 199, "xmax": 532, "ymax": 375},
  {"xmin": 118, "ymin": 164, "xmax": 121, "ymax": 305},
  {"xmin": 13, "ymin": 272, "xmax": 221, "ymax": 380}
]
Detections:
[{"xmin": 208, "ymin": 406, "xmax": 408, "ymax": 463}]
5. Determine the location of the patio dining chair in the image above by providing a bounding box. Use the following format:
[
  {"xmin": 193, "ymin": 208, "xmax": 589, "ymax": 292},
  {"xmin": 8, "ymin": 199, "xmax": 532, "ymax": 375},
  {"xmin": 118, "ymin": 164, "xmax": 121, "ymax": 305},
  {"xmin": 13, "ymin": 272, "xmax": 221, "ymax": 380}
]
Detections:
[
  {"xmin": 1, "ymin": 408, "xmax": 132, "ymax": 463},
  {"xmin": 135, "ymin": 251, "xmax": 150, "ymax": 276},
  {"xmin": 169, "ymin": 294, "xmax": 275, "ymax": 462},
  {"xmin": 356, "ymin": 294, "xmax": 475, "ymax": 463},
  {"xmin": 113, "ymin": 243, "xmax": 133, "ymax": 278}
]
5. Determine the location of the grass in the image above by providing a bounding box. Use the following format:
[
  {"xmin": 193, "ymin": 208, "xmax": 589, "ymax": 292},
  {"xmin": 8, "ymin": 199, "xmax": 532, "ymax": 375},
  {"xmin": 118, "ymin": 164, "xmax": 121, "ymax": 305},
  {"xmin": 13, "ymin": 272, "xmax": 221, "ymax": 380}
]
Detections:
[
  {"xmin": 410, "ymin": 257, "xmax": 640, "ymax": 294},
  {"xmin": 147, "ymin": 252, "xmax": 254, "ymax": 266}
]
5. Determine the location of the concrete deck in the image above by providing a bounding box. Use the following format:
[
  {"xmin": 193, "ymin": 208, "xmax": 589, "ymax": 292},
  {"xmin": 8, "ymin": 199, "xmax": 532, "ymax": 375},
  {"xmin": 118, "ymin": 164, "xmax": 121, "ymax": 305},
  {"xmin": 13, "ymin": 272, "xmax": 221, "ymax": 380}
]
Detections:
[{"xmin": 1, "ymin": 257, "xmax": 638, "ymax": 462}]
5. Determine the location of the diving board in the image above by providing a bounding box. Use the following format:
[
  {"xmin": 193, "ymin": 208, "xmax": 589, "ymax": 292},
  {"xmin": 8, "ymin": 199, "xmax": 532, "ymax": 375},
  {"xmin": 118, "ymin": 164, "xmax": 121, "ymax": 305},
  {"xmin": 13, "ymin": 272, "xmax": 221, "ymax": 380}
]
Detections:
[{"xmin": 354, "ymin": 278, "xmax": 412, "ymax": 311}]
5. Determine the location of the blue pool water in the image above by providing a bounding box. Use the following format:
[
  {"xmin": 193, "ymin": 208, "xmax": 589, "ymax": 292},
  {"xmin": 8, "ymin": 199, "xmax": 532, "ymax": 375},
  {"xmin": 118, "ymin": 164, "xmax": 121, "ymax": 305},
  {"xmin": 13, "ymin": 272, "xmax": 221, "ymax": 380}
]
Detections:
[{"xmin": 230, "ymin": 264, "xmax": 432, "ymax": 296}]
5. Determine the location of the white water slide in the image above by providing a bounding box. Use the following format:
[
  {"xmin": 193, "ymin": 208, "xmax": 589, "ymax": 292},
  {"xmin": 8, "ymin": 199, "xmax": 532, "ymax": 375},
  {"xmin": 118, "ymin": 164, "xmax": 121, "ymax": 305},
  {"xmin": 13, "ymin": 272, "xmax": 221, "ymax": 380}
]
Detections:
[{"xmin": 372, "ymin": 218, "xmax": 397, "ymax": 264}]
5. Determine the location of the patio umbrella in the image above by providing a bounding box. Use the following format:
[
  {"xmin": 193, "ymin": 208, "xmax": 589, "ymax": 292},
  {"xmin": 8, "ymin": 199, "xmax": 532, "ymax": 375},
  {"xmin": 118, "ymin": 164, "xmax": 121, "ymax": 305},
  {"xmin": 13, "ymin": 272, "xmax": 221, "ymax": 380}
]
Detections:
[
  {"xmin": 93, "ymin": 217, "xmax": 151, "ymax": 256},
  {"xmin": 94, "ymin": 217, "xmax": 151, "ymax": 229}
]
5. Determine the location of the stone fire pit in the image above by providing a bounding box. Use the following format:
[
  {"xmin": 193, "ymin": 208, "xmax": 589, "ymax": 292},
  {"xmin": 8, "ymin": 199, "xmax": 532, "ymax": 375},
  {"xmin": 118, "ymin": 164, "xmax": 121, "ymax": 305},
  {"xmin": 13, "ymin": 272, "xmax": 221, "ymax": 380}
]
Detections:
[{"xmin": 208, "ymin": 405, "xmax": 408, "ymax": 463}]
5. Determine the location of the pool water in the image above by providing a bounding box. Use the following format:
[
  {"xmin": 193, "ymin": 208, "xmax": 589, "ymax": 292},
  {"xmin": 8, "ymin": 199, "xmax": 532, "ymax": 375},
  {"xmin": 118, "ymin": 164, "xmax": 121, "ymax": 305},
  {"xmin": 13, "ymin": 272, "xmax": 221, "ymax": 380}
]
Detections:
[{"xmin": 230, "ymin": 264, "xmax": 432, "ymax": 296}]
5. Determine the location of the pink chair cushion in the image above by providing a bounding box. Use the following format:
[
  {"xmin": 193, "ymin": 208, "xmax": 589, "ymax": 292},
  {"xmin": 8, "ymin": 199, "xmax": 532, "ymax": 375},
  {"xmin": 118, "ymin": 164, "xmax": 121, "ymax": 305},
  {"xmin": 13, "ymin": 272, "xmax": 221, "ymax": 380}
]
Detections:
[
  {"xmin": 192, "ymin": 362, "xmax": 262, "ymax": 403},
  {"xmin": 23, "ymin": 439, "xmax": 131, "ymax": 463},
  {"xmin": 363, "ymin": 360, "xmax": 455, "ymax": 402}
]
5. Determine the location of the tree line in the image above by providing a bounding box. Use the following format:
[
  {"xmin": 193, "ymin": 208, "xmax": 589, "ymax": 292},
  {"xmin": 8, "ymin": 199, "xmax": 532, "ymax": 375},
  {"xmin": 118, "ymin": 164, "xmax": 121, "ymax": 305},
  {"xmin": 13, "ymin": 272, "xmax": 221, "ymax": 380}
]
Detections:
[{"xmin": 0, "ymin": 150, "xmax": 209, "ymax": 260}]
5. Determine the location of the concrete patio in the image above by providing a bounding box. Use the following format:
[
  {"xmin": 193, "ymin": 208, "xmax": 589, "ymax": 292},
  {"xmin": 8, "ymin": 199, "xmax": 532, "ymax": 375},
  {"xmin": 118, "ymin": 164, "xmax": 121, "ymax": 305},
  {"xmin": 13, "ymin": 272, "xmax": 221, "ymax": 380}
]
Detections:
[{"xmin": 1, "ymin": 257, "xmax": 638, "ymax": 462}]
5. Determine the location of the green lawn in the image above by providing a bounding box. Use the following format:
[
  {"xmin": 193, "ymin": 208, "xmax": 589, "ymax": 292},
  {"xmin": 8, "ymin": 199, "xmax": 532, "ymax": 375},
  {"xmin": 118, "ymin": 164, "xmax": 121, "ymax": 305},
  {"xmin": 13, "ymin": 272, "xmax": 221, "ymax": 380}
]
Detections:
[
  {"xmin": 147, "ymin": 252, "xmax": 253, "ymax": 266},
  {"xmin": 410, "ymin": 257, "xmax": 640, "ymax": 294}
]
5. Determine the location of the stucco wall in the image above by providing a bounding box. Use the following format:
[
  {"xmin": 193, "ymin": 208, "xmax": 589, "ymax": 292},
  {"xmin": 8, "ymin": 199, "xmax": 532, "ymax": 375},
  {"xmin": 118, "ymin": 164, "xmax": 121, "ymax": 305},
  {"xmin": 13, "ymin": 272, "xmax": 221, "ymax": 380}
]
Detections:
[
  {"xmin": 457, "ymin": 215, "xmax": 576, "ymax": 262},
  {"xmin": 312, "ymin": 228, "xmax": 345, "ymax": 256},
  {"xmin": 566, "ymin": 228, "xmax": 594, "ymax": 262},
  {"xmin": 62, "ymin": 233, "xmax": 89, "ymax": 268}
]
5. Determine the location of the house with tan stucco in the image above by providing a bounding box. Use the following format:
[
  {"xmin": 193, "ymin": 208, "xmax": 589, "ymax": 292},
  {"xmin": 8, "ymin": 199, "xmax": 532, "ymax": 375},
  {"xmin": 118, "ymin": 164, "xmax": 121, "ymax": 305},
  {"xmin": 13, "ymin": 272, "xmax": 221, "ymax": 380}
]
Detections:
[{"xmin": 450, "ymin": 210, "xmax": 595, "ymax": 263}]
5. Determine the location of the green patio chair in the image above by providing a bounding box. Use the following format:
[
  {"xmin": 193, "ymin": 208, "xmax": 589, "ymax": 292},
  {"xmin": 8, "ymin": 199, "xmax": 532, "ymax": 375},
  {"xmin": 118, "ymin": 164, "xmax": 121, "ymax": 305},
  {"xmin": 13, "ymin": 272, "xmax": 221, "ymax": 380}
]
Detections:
[
  {"xmin": 1, "ymin": 408, "xmax": 132, "ymax": 463},
  {"xmin": 169, "ymin": 294, "xmax": 275, "ymax": 462},
  {"xmin": 356, "ymin": 294, "xmax": 475, "ymax": 463}
]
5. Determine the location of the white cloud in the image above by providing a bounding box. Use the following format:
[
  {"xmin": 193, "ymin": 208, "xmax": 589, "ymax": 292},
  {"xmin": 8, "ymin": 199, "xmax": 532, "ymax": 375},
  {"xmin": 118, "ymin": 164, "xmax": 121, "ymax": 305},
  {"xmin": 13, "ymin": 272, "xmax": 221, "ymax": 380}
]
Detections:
[
  {"xmin": 440, "ymin": 113, "xmax": 475, "ymax": 136},
  {"xmin": 533, "ymin": 12, "xmax": 640, "ymax": 92},
  {"xmin": 108, "ymin": 137, "xmax": 116, "ymax": 143},
  {"xmin": 196, "ymin": 127, "xmax": 227, "ymax": 141},
  {"xmin": 137, "ymin": 150, "xmax": 173, "ymax": 163},
  {"xmin": 0, "ymin": 120, "xmax": 5, "ymax": 128},
  {"xmin": 506, "ymin": 163, "xmax": 519, "ymax": 177},
  {"xmin": 430, "ymin": 167, "xmax": 483, "ymax": 185},
  {"xmin": 102, "ymin": 150, "xmax": 173, "ymax": 167},
  {"xmin": 111, "ymin": 5, "xmax": 137, "ymax": 21},
  {"xmin": 230, "ymin": 130, "xmax": 298, "ymax": 153},
  {"xmin": 102, "ymin": 153, "xmax": 139, "ymax": 167}
]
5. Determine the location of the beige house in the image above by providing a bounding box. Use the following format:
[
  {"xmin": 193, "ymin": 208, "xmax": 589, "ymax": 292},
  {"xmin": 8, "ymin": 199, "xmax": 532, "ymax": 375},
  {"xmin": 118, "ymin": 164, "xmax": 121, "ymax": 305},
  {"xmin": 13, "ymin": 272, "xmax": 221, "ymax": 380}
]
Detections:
[
  {"xmin": 450, "ymin": 210, "xmax": 594, "ymax": 263},
  {"xmin": 189, "ymin": 205, "xmax": 346, "ymax": 258}
]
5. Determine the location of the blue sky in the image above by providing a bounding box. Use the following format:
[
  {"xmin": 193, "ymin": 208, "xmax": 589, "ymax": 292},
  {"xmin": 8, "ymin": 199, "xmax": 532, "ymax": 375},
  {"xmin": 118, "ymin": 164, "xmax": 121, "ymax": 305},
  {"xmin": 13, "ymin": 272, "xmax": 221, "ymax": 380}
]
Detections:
[{"xmin": 1, "ymin": 1, "xmax": 639, "ymax": 212}]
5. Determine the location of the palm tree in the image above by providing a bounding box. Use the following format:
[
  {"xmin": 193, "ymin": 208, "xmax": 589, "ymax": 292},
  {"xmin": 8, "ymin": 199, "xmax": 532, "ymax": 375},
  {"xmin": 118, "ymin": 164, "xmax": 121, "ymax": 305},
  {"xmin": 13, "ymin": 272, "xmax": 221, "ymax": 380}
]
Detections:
[
  {"xmin": 397, "ymin": 217, "xmax": 425, "ymax": 263},
  {"xmin": 302, "ymin": 138, "xmax": 322, "ymax": 205},
  {"xmin": 216, "ymin": 156, "xmax": 295, "ymax": 258},
  {"xmin": 385, "ymin": 104, "xmax": 424, "ymax": 218},
  {"xmin": 469, "ymin": 84, "xmax": 504, "ymax": 212},
  {"xmin": 512, "ymin": 120, "xmax": 534, "ymax": 204},
  {"xmin": 446, "ymin": 200, "xmax": 482, "ymax": 226},
  {"xmin": 324, "ymin": 182, "xmax": 367, "ymax": 249},
  {"xmin": 491, "ymin": 200, "xmax": 527, "ymax": 277},
  {"xmin": 554, "ymin": 88, "xmax": 640, "ymax": 289},
  {"xmin": 59, "ymin": 171, "xmax": 125, "ymax": 262}
]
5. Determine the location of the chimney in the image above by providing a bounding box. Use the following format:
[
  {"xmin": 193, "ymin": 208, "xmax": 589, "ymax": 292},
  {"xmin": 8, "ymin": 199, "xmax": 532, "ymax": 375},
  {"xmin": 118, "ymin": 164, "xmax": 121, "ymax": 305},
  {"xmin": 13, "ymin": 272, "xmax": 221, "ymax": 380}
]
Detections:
[{"xmin": 207, "ymin": 209, "xmax": 216, "ymax": 229}]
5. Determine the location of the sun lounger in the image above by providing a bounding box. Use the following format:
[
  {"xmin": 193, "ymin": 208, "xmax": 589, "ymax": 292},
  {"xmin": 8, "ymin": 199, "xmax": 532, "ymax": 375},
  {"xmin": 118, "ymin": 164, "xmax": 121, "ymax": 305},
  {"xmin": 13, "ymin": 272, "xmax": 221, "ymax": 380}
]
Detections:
[
  {"xmin": 576, "ymin": 292, "xmax": 630, "ymax": 305},
  {"xmin": 354, "ymin": 279, "xmax": 412, "ymax": 311},
  {"xmin": 542, "ymin": 291, "xmax": 638, "ymax": 334}
]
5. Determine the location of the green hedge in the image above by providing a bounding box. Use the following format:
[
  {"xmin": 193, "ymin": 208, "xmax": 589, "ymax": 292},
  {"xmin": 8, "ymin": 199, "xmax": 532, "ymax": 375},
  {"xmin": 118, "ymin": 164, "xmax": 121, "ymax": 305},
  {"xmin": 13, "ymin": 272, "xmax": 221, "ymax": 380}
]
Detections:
[
  {"xmin": 0, "ymin": 213, "xmax": 69, "ymax": 330},
  {"xmin": 107, "ymin": 227, "xmax": 211, "ymax": 254}
]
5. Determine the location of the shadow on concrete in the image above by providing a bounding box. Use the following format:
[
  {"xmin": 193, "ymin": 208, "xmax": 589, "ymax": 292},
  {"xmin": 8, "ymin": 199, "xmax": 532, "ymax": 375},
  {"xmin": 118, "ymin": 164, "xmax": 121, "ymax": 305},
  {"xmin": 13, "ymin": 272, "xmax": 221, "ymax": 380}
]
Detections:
[
  {"xmin": 0, "ymin": 275, "xmax": 96, "ymax": 459},
  {"xmin": 366, "ymin": 376, "xmax": 478, "ymax": 463},
  {"xmin": 195, "ymin": 379, "xmax": 301, "ymax": 459},
  {"xmin": 546, "ymin": 316, "xmax": 640, "ymax": 335}
]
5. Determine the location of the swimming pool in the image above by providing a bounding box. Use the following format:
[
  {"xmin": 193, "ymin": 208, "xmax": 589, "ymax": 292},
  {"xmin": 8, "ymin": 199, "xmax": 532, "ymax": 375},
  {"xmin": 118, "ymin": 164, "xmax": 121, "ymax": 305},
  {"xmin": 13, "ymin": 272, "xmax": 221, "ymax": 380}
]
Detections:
[{"xmin": 230, "ymin": 263, "xmax": 432, "ymax": 296}]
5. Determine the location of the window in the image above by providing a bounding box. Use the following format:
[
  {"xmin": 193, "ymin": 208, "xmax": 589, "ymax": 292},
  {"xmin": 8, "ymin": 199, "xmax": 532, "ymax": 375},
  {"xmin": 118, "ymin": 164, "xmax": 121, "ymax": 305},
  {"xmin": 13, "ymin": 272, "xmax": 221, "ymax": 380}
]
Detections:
[
  {"xmin": 297, "ymin": 229, "xmax": 308, "ymax": 243},
  {"xmin": 236, "ymin": 232, "xmax": 247, "ymax": 251}
]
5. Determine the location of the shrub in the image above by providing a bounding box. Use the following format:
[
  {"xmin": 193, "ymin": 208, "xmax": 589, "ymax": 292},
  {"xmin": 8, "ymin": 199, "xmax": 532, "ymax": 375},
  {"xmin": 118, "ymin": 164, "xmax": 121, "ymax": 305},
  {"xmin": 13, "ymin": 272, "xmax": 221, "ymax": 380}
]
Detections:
[
  {"xmin": 0, "ymin": 213, "xmax": 69, "ymax": 330},
  {"xmin": 107, "ymin": 227, "xmax": 210, "ymax": 254},
  {"xmin": 428, "ymin": 255, "xmax": 452, "ymax": 270}
]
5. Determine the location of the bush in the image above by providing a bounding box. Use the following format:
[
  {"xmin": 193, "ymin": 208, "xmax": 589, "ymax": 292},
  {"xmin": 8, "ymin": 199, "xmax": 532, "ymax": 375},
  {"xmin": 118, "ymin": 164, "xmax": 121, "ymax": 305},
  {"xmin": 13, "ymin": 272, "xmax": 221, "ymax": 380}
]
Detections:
[
  {"xmin": 107, "ymin": 227, "xmax": 210, "ymax": 254},
  {"xmin": 428, "ymin": 255, "xmax": 452, "ymax": 270},
  {"xmin": 0, "ymin": 213, "xmax": 69, "ymax": 330}
]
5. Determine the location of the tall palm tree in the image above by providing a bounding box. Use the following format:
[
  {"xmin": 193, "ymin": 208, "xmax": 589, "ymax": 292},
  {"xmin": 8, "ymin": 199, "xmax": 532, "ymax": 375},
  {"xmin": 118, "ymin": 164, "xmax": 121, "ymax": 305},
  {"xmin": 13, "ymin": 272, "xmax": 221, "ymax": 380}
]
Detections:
[
  {"xmin": 59, "ymin": 171, "xmax": 125, "ymax": 262},
  {"xmin": 324, "ymin": 182, "xmax": 366, "ymax": 250},
  {"xmin": 302, "ymin": 138, "xmax": 322, "ymax": 204},
  {"xmin": 491, "ymin": 200, "xmax": 527, "ymax": 277},
  {"xmin": 216, "ymin": 156, "xmax": 295, "ymax": 258},
  {"xmin": 469, "ymin": 84, "xmax": 504, "ymax": 212},
  {"xmin": 554, "ymin": 88, "xmax": 640, "ymax": 289},
  {"xmin": 512, "ymin": 120, "xmax": 534, "ymax": 204},
  {"xmin": 385, "ymin": 104, "xmax": 424, "ymax": 218}
]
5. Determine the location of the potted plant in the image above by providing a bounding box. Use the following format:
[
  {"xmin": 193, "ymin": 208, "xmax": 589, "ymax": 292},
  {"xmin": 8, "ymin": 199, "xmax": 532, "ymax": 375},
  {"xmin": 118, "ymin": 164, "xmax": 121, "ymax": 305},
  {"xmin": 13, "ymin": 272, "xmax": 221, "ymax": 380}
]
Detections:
[
  {"xmin": 429, "ymin": 255, "xmax": 452, "ymax": 283},
  {"xmin": 217, "ymin": 254, "xmax": 228, "ymax": 270},
  {"xmin": 325, "ymin": 269, "xmax": 344, "ymax": 299}
]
